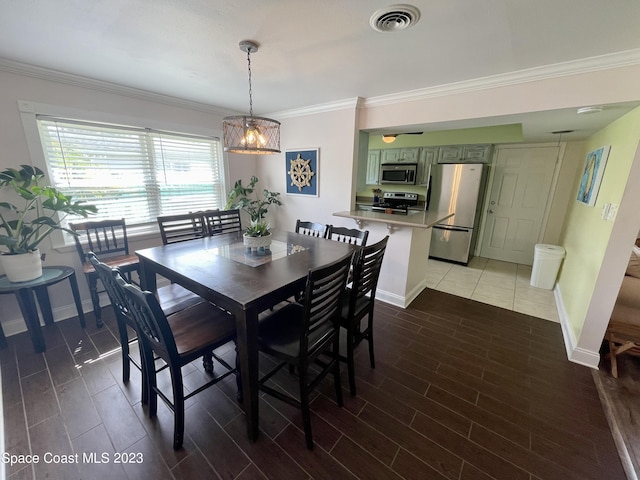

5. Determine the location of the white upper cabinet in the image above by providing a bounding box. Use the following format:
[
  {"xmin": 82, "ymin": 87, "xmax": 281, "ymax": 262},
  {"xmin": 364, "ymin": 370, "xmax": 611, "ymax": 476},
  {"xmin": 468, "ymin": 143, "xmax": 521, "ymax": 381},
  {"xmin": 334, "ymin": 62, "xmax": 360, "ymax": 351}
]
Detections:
[
  {"xmin": 437, "ymin": 144, "xmax": 492, "ymax": 163},
  {"xmin": 380, "ymin": 147, "xmax": 420, "ymax": 163},
  {"xmin": 399, "ymin": 148, "xmax": 420, "ymax": 163},
  {"xmin": 462, "ymin": 144, "xmax": 493, "ymax": 163},
  {"xmin": 436, "ymin": 145, "xmax": 463, "ymax": 163},
  {"xmin": 366, "ymin": 149, "xmax": 381, "ymax": 185},
  {"xmin": 381, "ymin": 149, "xmax": 401, "ymax": 163},
  {"xmin": 417, "ymin": 147, "xmax": 438, "ymax": 185}
]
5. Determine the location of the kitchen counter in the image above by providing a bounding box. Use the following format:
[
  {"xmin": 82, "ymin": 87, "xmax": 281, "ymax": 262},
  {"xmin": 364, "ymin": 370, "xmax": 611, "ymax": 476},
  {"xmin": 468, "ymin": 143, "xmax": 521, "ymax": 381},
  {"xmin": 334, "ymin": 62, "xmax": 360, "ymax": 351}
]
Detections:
[
  {"xmin": 331, "ymin": 209, "xmax": 454, "ymax": 309},
  {"xmin": 333, "ymin": 209, "xmax": 453, "ymax": 232}
]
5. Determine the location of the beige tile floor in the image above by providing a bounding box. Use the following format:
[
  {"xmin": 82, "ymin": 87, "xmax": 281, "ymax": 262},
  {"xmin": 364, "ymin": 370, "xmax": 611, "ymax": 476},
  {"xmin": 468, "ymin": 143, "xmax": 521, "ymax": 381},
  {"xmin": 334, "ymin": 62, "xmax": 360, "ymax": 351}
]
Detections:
[{"xmin": 426, "ymin": 256, "xmax": 560, "ymax": 322}]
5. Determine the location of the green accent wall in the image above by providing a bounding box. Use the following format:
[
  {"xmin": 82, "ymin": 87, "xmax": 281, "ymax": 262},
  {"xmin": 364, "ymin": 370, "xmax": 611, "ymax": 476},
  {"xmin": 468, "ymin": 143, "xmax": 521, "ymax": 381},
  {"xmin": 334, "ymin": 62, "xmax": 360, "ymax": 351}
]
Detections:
[
  {"xmin": 368, "ymin": 124, "xmax": 523, "ymax": 149},
  {"xmin": 558, "ymin": 106, "xmax": 640, "ymax": 339}
]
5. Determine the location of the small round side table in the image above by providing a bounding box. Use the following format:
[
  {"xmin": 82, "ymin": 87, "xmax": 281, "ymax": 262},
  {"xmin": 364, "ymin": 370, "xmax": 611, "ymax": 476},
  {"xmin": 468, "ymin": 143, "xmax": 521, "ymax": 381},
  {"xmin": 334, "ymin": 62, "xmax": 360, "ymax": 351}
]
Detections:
[{"xmin": 0, "ymin": 266, "xmax": 86, "ymax": 353}]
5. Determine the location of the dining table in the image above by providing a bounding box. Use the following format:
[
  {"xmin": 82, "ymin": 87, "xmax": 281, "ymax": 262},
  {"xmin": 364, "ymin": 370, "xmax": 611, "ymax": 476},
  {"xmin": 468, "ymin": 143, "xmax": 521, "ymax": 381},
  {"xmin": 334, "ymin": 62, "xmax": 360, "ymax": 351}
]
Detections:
[{"xmin": 135, "ymin": 229, "xmax": 356, "ymax": 441}]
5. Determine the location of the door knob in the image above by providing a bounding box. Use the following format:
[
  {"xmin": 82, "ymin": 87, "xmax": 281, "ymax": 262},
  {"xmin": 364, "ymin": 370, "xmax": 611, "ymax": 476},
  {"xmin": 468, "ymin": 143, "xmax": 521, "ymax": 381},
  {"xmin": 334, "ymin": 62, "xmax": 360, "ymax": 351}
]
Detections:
[{"xmin": 488, "ymin": 209, "xmax": 494, "ymax": 213}]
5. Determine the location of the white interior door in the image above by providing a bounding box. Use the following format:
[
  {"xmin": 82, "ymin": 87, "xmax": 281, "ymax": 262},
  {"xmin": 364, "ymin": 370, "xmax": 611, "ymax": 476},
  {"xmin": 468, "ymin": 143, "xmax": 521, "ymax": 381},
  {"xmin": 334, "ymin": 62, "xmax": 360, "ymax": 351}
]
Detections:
[{"xmin": 479, "ymin": 145, "xmax": 559, "ymax": 265}]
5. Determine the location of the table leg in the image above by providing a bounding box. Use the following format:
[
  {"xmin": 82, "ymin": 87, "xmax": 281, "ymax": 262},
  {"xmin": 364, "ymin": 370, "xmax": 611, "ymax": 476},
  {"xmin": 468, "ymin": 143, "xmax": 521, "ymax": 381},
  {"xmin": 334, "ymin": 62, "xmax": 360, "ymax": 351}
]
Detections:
[
  {"xmin": 236, "ymin": 307, "xmax": 260, "ymax": 441},
  {"xmin": 15, "ymin": 289, "xmax": 45, "ymax": 353},
  {"xmin": 138, "ymin": 259, "xmax": 157, "ymax": 292},
  {"xmin": 68, "ymin": 272, "xmax": 86, "ymax": 328},
  {"xmin": 33, "ymin": 286, "xmax": 54, "ymax": 325}
]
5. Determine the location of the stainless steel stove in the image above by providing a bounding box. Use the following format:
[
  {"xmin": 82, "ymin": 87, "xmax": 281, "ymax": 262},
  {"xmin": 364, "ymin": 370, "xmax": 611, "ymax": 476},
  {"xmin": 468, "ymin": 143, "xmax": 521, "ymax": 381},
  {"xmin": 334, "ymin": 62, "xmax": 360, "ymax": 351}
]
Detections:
[{"xmin": 371, "ymin": 192, "xmax": 419, "ymax": 215}]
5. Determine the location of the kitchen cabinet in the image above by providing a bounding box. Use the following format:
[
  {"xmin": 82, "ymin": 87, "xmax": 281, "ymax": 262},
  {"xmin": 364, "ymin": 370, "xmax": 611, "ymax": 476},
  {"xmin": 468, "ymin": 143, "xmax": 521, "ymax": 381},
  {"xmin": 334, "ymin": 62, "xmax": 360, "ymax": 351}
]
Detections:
[
  {"xmin": 437, "ymin": 144, "xmax": 492, "ymax": 163},
  {"xmin": 417, "ymin": 147, "xmax": 438, "ymax": 185},
  {"xmin": 462, "ymin": 144, "xmax": 492, "ymax": 163},
  {"xmin": 381, "ymin": 148, "xmax": 420, "ymax": 163},
  {"xmin": 366, "ymin": 149, "xmax": 381, "ymax": 185}
]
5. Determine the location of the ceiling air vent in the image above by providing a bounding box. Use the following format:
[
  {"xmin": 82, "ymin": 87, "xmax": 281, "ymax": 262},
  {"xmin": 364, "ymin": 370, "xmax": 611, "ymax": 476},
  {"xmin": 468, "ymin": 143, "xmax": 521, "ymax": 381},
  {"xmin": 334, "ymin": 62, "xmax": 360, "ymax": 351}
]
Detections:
[{"xmin": 370, "ymin": 4, "xmax": 421, "ymax": 32}]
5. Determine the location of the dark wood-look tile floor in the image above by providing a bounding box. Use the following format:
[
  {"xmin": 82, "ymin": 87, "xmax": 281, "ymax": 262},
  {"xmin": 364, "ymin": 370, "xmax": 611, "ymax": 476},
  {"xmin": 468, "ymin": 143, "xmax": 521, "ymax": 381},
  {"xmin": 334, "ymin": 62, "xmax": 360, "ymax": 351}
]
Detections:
[{"xmin": 1, "ymin": 288, "xmax": 627, "ymax": 480}]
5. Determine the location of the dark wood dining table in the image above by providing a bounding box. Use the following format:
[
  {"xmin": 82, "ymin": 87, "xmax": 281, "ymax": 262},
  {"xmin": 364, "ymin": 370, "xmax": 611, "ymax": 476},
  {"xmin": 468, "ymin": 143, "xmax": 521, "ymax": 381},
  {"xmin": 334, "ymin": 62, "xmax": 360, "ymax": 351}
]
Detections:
[{"xmin": 135, "ymin": 229, "xmax": 356, "ymax": 441}]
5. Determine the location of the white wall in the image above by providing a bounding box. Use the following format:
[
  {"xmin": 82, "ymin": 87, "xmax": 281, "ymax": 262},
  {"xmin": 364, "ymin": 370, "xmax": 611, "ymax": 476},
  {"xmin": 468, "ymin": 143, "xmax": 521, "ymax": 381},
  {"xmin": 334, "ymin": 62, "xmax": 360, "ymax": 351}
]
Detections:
[
  {"xmin": 0, "ymin": 69, "xmax": 231, "ymax": 336},
  {"xmin": 255, "ymin": 106, "xmax": 368, "ymax": 238},
  {"xmin": 360, "ymin": 64, "xmax": 640, "ymax": 130}
]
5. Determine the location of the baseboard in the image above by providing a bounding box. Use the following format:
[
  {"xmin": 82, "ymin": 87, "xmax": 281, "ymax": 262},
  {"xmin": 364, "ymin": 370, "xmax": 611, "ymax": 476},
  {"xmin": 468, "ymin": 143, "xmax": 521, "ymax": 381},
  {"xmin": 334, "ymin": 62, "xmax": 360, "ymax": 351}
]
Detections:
[
  {"xmin": 375, "ymin": 289, "xmax": 407, "ymax": 308},
  {"xmin": 0, "ymin": 277, "xmax": 178, "ymax": 339},
  {"xmin": 554, "ymin": 285, "xmax": 601, "ymax": 369},
  {"xmin": 376, "ymin": 280, "xmax": 427, "ymax": 309},
  {"xmin": 1, "ymin": 287, "xmax": 118, "ymax": 337}
]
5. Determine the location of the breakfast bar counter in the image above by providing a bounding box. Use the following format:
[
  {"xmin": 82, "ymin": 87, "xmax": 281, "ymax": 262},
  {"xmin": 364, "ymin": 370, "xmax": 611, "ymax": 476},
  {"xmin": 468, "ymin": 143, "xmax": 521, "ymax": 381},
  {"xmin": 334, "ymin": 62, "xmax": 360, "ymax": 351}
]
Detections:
[
  {"xmin": 333, "ymin": 209, "xmax": 453, "ymax": 232},
  {"xmin": 332, "ymin": 209, "xmax": 455, "ymax": 308}
]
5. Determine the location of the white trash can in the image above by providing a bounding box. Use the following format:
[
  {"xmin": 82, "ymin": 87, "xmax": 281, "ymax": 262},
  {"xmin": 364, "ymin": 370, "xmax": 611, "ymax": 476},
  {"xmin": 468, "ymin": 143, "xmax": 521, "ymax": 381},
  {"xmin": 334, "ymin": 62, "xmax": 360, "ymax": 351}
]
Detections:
[{"xmin": 530, "ymin": 244, "xmax": 566, "ymax": 290}]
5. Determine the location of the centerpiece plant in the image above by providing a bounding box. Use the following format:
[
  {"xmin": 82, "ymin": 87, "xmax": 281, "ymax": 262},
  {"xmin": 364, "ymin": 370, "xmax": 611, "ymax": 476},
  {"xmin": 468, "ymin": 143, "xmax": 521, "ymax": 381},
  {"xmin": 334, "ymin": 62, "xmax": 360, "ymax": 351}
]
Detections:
[
  {"xmin": 225, "ymin": 175, "xmax": 282, "ymax": 238},
  {"xmin": 0, "ymin": 165, "xmax": 97, "ymax": 281}
]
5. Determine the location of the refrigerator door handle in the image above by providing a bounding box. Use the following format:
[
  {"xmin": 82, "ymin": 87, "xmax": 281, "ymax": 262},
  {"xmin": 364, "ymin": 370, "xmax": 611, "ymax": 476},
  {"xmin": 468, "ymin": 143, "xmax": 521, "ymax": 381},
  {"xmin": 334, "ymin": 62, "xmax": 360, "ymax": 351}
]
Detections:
[{"xmin": 433, "ymin": 225, "xmax": 471, "ymax": 233}]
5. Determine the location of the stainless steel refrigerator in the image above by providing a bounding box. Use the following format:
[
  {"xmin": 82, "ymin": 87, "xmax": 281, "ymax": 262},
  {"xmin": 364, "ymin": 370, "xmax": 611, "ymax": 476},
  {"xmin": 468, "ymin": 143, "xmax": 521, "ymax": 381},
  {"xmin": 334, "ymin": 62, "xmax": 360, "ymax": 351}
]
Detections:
[{"xmin": 427, "ymin": 163, "xmax": 487, "ymax": 265}]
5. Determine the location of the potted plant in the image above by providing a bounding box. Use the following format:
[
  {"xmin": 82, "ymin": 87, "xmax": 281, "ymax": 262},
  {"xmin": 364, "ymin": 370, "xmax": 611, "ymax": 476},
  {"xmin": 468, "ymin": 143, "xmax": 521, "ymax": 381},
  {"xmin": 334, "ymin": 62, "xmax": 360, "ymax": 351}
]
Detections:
[
  {"xmin": 0, "ymin": 165, "xmax": 97, "ymax": 282},
  {"xmin": 225, "ymin": 175, "xmax": 281, "ymax": 253}
]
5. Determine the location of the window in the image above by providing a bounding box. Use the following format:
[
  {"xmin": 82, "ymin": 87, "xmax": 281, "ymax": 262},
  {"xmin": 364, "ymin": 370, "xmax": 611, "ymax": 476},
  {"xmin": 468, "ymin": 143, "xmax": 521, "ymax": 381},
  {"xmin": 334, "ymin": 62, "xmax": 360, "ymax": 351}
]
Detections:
[{"xmin": 37, "ymin": 117, "xmax": 225, "ymax": 235}]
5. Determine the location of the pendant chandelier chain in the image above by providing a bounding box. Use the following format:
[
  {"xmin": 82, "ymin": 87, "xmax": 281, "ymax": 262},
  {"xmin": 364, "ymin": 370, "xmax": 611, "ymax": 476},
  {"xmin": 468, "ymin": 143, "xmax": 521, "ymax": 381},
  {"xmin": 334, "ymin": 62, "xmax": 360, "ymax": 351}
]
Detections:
[{"xmin": 246, "ymin": 47, "xmax": 254, "ymax": 117}]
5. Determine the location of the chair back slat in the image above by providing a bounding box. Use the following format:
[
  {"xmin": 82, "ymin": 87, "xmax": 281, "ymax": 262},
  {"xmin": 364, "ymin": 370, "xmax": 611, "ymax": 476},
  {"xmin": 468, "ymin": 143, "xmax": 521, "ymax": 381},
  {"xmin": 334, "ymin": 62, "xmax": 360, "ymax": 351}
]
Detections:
[
  {"xmin": 157, "ymin": 212, "xmax": 207, "ymax": 244},
  {"xmin": 203, "ymin": 209, "xmax": 242, "ymax": 236},
  {"xmin": 295, "ymin": 220, "xmax": 329, "ymax": 239},
  {"xmin": 88, "ymin": 253, "xmax": 130, "ymax": 323},
  {"xmin": 115, "ymin": 273, "xmax": 178, "ymax": 361},
  {"xmin": 350, "ymin": 236, "xmax": 389, "ymax": 309},
  {"xmin": 327, "ymin": 226, "xmax": 369, "ymax": 246},
  {"xmin": 300, "ymin": 252, "xmax": 352, "ymax": 353},
  {"xmin": 69, "ymin": 219, "xmax": 130, "ymax": 260}
]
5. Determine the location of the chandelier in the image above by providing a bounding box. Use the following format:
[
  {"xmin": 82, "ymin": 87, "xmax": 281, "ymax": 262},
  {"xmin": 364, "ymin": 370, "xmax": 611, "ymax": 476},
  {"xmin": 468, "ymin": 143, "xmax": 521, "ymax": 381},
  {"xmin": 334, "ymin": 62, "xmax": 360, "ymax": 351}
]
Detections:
[{"xmin": 223, "ymin": 41, "xmax": 281, "ymax": 154}]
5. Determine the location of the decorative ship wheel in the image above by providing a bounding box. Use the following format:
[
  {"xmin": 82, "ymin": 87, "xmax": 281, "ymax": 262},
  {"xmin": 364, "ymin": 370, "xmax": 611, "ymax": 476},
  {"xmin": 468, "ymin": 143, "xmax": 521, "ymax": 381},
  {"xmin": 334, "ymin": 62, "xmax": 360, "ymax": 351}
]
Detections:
[{"xmin": 287, "ymin": 153, "xmax": 315, "ymax": 191}]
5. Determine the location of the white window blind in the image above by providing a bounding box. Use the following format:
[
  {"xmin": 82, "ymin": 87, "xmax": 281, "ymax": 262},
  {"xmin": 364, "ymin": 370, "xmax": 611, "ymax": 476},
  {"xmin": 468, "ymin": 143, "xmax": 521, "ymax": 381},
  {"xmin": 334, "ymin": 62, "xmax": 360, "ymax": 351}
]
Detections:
[{"xmin": 37, "ymin": 117, "xmax": 225, "ymax": 231}]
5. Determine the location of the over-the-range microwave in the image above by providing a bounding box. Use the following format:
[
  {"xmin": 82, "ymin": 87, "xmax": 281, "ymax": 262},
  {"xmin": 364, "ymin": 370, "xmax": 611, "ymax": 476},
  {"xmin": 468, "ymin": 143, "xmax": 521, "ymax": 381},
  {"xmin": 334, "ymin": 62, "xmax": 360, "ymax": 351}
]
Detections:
[{"xmin": 379, "ymin": 163, "xmax": 417, "ymax": 185}]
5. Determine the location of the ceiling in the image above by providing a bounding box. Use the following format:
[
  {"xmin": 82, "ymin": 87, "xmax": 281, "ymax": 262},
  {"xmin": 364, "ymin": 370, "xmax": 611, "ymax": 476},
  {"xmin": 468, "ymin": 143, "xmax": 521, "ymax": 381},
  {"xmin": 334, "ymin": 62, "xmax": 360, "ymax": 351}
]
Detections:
[{"xmin": 2, "ymin": 0, "xmax": 640, "ymax": 141}]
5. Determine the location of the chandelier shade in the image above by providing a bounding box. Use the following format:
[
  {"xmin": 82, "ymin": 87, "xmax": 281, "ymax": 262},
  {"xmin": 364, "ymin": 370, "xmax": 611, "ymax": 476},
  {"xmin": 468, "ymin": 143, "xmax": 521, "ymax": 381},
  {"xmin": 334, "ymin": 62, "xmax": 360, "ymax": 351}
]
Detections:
[
  {"xmin": 223, "ymin": 115, "xmax": 281, "ymax": 154},
  {"xmin": 223, "ymin": 40, "xmax": 281, "ymax": 155}
]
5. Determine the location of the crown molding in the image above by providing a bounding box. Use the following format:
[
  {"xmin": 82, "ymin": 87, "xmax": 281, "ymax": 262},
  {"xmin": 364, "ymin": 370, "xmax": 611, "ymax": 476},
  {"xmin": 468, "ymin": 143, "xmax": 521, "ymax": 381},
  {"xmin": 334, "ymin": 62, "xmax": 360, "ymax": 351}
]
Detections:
[
  {"xmin": 269, "ymin": 97, "xmax": 361, "ymax": 119},
  {"xmin": 362, "ymin": 48, "xmax": 640, "ymax": 108},
  {"xmin": 0, "ymin": 58, "xmax": 238, "ymax": 117},
  {"xmin": 2, "ymin": 48, "xmax": 640, "ymax": 118}
]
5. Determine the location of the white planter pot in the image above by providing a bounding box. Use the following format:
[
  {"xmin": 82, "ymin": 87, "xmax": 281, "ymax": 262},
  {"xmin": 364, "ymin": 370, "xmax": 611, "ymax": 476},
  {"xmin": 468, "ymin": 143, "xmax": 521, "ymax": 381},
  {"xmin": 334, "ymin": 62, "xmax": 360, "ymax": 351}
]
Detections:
[
  {"xmin": 1, "ymin": 249, "xmax": 43, "ymax": 282},
  {"xmin": 243, "ymin": 233, "xmax": 272, "ymax": 255}
]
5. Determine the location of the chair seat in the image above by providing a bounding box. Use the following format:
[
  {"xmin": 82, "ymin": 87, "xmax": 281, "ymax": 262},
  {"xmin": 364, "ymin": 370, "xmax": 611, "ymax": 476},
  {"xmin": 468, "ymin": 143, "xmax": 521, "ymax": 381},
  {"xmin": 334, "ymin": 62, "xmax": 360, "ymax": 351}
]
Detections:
[
  {"xmin": 340, "ymin": 291, "xmax": 369, "ymax": 324},
  {"xmin": 82, "ymin": 254, "xmax": 139, "ymax": 275},
  {"xmin": 168, "ymin": 302, "xmax": 236, "ymax": 359},
  {"xmin": 258, "ymin": 303, "xmax": 334, "ymax": 360}
]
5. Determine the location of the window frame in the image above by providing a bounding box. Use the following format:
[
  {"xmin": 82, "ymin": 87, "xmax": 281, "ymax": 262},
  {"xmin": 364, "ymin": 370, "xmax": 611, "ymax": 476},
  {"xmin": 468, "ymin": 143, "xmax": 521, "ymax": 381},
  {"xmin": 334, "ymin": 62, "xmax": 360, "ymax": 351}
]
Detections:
[{"xmin": 18, "ymin": 100, "xmax": 230, "ymax": 250}]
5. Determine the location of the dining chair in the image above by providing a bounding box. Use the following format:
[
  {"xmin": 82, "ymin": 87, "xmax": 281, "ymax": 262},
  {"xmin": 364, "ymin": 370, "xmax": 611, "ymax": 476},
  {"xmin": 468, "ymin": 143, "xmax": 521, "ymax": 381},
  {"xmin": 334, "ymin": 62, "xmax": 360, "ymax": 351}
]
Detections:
[
  {"xmin": 257, "ymin": 251, "xmax": 353, "ymax": 449},
  {"xmin": 69, "ymin": 219, "xmax": 139, "ymax": 327},
  {"xmin": 327, "ymin": 225, "xmax": 369, "ymax": 246},
  {"xmin": 295, "ymin": 220, "xmax": 329, "ymax": 239},
  {"xmin": 88, "ymin": 253, "xmax": 202, "ymax": 402},
  {"xmin": 115, "ymin": 272, "xmax": 240, "ymax": 450},
  {"xmin": 340, "ymin": 235, "xmax": 389, "ymax": 395},
  {"xmin": 157, "ymin": 211, "xmax": 207, "ymax": 244},
  {"xmin": 203, "ymin": 209, "xmax": 242, "ymax": 236}
]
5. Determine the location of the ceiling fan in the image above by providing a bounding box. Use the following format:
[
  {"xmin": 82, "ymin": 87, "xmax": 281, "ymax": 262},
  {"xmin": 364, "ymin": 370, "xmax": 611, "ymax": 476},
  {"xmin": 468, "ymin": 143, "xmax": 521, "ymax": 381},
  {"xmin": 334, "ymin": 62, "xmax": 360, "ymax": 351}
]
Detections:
[{"xmin": 381, "ymin": 131, "xmax": 424, "ymax": 143}]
